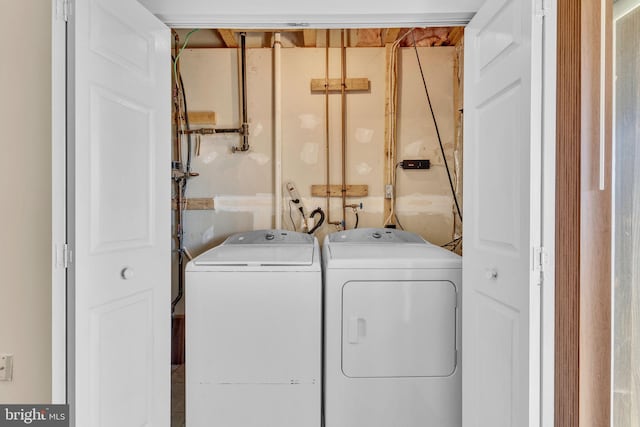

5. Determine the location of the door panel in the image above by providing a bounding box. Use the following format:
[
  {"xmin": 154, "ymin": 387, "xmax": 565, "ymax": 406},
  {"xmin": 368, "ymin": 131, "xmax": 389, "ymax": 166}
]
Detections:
[
  {"xmin": 341, "ymin": 281, "xmax": 457, "ymax": 378},
  {"xmin": 463, "ymin": 0, "xmax": 542, "ymax": 425},
  {"xmin": 69, "ymin": 0, "xmax": 171, "ymax": 425}
]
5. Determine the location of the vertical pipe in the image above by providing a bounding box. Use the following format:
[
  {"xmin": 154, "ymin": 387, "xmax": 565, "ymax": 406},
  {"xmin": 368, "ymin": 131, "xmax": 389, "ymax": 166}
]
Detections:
[
  {"xmin": 274, "ymin": 33, "xmax": 283, "ymax": 229},
  {"xmin": 340, "ymin": 30, "xmax": 347, "ymax": 228},
  {"xmin": 326, "ymin": 31, "xmax": 337, "ymax": 226},
  {"xmin": 240, "ymin": 32, "xmax": 250, "ymax": 151},
  {"xmin": 173, "ymin": 31, "xmax": 182, "ymax": 164}
]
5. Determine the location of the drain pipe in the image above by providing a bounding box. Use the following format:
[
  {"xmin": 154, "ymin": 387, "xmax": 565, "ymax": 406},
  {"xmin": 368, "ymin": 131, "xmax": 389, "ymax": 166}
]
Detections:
[{"xmin": 274, "ymin": 33, "xmax": 283, "ymax": 228}]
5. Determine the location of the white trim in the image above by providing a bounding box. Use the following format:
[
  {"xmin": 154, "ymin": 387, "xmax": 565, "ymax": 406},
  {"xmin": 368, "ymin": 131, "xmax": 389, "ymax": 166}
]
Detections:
[
  {"xmin": 540, "ymin": 0, "xmax": 557, "ymax": 425},
  {"xmin": 52, "ymin": 0, "xmax": 67, "ymax": 404},
  {"xmin": 160, "ymin": 13, "xmax": 474, "ymax": 28}
]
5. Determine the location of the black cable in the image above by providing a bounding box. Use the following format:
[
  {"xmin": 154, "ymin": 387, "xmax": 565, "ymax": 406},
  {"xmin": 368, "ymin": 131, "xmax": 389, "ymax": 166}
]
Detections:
[
  {"xmin": 354, "ymin": 211, "xmax": 359, "ymax": 229},
  {"xmin": 308, "ymin": 208, "xmax": 325, "ymax": 234},
  {"xmin": 412, "ymin": 33, "xmax": 463, "ymax": 222},
  {"xmin": 288, "ymin": 200, "xmax": 297, "ymax": 231}
]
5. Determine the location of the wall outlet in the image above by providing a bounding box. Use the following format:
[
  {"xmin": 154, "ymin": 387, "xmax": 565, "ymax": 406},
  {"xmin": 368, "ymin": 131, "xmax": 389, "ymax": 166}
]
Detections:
[{"xmin": 0, "ymin": 354, "xmax": 13, "ymax": 381}]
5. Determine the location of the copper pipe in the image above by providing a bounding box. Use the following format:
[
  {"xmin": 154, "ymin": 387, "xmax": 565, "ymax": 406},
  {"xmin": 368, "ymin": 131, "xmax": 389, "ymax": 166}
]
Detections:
[
  {"xmin": 325, "ymin": 31, "xmax": 339, "ymax": 226},
  {"xmin": 340, "ymin": 29, "xmax": 347, "ymax": 228}
]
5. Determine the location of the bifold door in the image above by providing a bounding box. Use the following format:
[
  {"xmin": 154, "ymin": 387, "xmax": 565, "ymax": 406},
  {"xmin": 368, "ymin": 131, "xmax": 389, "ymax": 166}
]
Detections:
[{"xmin": 68, "ymin": 0, "xmax": 171, "ymax": 425}]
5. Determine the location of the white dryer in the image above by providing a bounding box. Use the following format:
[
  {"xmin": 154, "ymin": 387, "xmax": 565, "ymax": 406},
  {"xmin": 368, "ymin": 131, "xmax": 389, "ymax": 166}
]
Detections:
[
  {"xmin": 185, "ymin": 230, "xmax": 321, "ymax": 427},
  {"xmin": 322, "ymin": 228, "xmax": 462, "ymax": 427}
]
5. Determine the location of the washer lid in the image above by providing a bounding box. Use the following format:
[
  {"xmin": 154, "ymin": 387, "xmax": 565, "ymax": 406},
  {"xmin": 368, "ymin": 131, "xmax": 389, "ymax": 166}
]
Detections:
[{"xmin": 192, "ymin": 230, "xmax": 316, "ymax": 266}]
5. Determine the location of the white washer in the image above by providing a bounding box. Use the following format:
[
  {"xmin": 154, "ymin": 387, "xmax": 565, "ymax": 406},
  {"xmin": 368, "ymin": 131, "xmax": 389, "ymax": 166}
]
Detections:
[
  {"xmin": 323, "ymin": 228, "xmax": 462, "ymax": 427},
  {"xmin": 186, "ymin": 230, "xmax": 321, "ymax": 427}
]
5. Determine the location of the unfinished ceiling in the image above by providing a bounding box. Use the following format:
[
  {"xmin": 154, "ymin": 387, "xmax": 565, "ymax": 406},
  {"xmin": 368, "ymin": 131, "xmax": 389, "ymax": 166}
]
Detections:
[{"xmin": 173, "ymin": 28, "xmax": 464, "ymax": 49}]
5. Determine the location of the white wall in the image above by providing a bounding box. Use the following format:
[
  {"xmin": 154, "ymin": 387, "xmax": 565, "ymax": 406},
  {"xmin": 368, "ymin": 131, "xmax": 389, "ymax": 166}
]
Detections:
[
  {"xmin": 138, "ymin": 0, "xmax": 481, "ymax": 27},
  {"xmin": 174, "ymin": 46, "xmax": 457, "ymax": 312},
  {"xmin": 0, "ymin": 0, "xmax": 52, "ymax": 403}
]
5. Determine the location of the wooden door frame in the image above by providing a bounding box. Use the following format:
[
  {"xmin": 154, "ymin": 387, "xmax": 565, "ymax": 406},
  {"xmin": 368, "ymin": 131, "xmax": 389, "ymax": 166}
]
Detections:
[{"xmin": 556, "ymin": 0, "xmax": 613, "ymax": 426}]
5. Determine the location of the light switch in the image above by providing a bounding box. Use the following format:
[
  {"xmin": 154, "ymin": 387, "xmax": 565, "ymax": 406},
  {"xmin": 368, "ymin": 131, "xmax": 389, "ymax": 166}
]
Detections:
[{"xmin": 0, "ymin": 354, "xmax": 13, "ymax": 381}]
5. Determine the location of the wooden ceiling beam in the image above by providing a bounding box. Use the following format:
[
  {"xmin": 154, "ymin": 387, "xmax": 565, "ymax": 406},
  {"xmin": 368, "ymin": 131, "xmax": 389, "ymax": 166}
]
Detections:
[
  {"xmin": 217, "ymin": 29, "xmax": 238, "ymax": 48},
  {"xmin": 383, "ymin": 28, "xmax": 402, "ymax": 44},
  {"xmin": 303, "ymin": 29, "xmax": 317, "ymax": 47},
  {"xmin": 448, "ymin": 27, "xmax": 464, "ymax": 46}
]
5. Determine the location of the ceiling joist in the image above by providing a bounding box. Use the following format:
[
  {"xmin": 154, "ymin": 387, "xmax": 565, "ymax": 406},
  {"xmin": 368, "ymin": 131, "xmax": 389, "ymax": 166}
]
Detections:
[{"xmin": 217, "ymin": 29, "xmax": 238, "ymax": 48}]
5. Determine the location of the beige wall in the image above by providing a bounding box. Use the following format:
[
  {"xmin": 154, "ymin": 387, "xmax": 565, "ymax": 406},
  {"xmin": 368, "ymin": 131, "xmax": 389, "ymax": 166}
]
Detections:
[
  {"xmin": 175, "ymin": 46, "xmax": 457, "ymax": 312},
  {"xmin": 0, "ymin": 0, "xmax": 52, "ymax": 403}
]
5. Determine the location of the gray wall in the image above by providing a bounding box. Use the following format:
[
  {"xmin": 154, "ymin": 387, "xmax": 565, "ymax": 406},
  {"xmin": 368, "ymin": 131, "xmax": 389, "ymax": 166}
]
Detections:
[{"xmin": 0, "ymin": 0, "xmax": 52, "ymax": 403}]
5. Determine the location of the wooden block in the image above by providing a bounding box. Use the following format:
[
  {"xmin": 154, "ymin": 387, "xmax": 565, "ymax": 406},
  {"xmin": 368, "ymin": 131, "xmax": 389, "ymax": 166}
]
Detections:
[
  {"xmin": 310, "ymin": 78, "xmax": 370, "ymax": 92},
  {"xmin": 303, "ymin": 29, "xmax": 317, "ymax": 47},
  {"xmin": 218, "ymin": 29, "xmax": 238, "ymax": 48},
  {"xmin": 187, "ymin": 111, "xmax": 216, "ymax": 125},
  {"xmin": 448, "ymin": 27, "xmax": 464, "ymax": 46},
  {"xmin": 172, "ymin": 198, "xmax": 215, "ymax": 210},
  {"xmin": 311, "ymin": 185, "xmax": 368, "ymax": 197}
]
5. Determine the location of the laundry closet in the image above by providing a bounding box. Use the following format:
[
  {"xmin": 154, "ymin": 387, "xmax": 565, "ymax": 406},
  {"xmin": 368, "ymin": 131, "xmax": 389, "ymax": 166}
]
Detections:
[{"xmin": 169, "ymin": 27, "xmax": 464, "ymax": 427}]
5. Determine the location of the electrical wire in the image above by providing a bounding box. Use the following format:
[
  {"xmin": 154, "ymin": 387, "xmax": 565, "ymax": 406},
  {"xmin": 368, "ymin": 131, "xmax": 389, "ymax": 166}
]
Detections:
[
  {"xmin": 354, "ymin": 211, "xmax": 359, "ymax": 229},
  {"xmin": 384, "ymin": 29, "xmax": 414, "ymax": 228},
  {"xmin": 173, "ymin": 29, "xmax": 199, "ymax": 86},
  {"xmin": 412, "ymin": 32, "xmax": 462, "ymax": 222}
]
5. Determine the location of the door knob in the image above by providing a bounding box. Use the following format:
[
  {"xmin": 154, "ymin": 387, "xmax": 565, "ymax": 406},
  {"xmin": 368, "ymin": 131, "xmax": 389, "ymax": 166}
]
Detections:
[{"xmin": 121, "ymin": 267, "xmax": 134, "ymax": 280}]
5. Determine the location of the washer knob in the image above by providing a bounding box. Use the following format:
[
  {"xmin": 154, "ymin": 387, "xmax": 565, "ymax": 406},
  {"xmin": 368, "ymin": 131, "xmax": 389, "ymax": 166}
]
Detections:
[
  {"xmin": 372, "ymin": 232, "xmax": 382, "ymax": 239},
  {"xmin": 265, "ymin": 233, "xmax": 275, "ymax": 241}
]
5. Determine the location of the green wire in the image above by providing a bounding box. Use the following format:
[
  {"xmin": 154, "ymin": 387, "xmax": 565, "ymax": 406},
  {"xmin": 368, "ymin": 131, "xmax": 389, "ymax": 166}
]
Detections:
[{"xmin": 173, "ymin": 29, "xmax": 199, "ymax": 83}]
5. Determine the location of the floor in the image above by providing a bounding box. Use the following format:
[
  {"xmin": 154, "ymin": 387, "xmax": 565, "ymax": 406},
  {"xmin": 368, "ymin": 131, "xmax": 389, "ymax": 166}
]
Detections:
[{"xmin": 172, "ymin": 364, "xmax": 185, "ymax": 427}]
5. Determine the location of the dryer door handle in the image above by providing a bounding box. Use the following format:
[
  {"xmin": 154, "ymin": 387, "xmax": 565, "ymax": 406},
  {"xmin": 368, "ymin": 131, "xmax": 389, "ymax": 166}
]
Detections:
[{"xmin": 348, "ymin": 316, "xmax": 366, "ymax": 344}]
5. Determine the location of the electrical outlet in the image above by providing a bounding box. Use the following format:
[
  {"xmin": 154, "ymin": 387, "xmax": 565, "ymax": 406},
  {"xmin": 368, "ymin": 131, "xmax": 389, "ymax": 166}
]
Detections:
[
  {"xmin": 401, "ymin": 159, "xmax": 431, "ymax": 170},
  {"xmin": 385, "ymin": 184, "xmax": 393, "ymax": 199},
  {"xmin": 0, "ymin": 354, "xmax": 13, "ymax": 381}
]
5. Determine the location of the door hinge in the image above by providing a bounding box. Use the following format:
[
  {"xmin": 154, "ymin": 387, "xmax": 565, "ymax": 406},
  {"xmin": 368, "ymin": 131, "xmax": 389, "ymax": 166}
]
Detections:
[
  {"xmin": 535, "ymin": 0, "xmax": 550, "ymax": 18},
  {"xmin": 58, "ymin": 0, "xmax": 71, "ymax": 22},
  {"xmin": 63, "ymin": 244, "xmax": 73, "ymax": 269},
  {"xmin": 533, "ymin": 246, "xmax": 546, "ymax": 286}
]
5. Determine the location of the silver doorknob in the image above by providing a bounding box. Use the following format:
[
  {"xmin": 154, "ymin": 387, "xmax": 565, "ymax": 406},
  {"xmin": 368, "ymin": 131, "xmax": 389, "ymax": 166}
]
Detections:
[
  {"xmin": 485, "ymin": 268, "xmax": 498, "ymax": 280},
  {"xmin": 121, "ymin": 267, "xmax": 134, "ymax": 280}
]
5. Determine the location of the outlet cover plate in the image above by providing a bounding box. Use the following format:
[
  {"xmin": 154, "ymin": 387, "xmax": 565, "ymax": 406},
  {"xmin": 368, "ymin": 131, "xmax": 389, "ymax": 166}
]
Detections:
[{"xmin": 0, "ymin": 354, "xmax": 13, "ymax": 381}]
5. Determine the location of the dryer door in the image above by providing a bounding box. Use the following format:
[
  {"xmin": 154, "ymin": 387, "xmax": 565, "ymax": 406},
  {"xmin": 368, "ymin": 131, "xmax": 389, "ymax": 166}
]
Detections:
[{"xmin": 341, "ymin": 280, "xmax": 457, "ymax": 378}]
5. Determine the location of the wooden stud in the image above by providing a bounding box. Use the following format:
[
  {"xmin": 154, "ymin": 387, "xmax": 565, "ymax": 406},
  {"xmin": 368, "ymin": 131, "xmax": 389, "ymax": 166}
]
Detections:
[
  {"xmin": 448, "ymin": 27, "xmax": 464, "ymax": 46},
  {"xmin": 383, "ymin": 43, "xmax": 394, "ymax": 225},
  {"xmin": 310, "ymin": 78, "xmax": 370, "ymax": 92},
  {"xmin": 186, "ymin": 111, "xmax": 216, "ymax": 125},
  {"xmin": 384, "ymin": 28, "xmax": 401, "ymax": 44},
  {"xmin": 311, "ymin": 185, "xmax": 368, "ymax": 198},
  {"xmin": 218, "ymin": 29, "xmax": 238, "ymax": 48},
  {"xmin": 172, "ymin": 198, "xmax": 215, "ymax": 210},
  {"xmin": 303, "ymin": 29, "xmax": 317, "ymax": 47}
]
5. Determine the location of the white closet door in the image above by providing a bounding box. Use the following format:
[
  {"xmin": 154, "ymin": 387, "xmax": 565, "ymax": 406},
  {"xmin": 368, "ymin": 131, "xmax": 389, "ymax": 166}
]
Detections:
[
  {"xmin": 68, "ymin": 0, "xmax": 171, "ymax": 425},
  {"xmin": 462, "ymin": 0, "xmax": 544, "ymax": 425}
]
